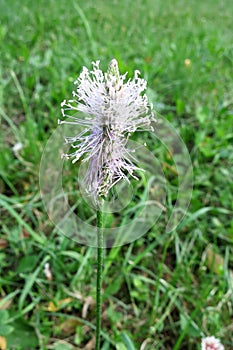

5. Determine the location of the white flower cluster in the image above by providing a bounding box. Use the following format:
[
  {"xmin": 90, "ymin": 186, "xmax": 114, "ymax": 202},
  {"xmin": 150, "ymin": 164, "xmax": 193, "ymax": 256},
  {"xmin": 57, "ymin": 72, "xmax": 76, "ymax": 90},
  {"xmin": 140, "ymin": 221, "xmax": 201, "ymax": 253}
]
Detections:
[
  {"xmin": 59, "ymin": 59, "xmax": 154, "ymax": 201},
  {"xmin": 201, "ymin": 336, "xmax": 225, "ymax": 350}
]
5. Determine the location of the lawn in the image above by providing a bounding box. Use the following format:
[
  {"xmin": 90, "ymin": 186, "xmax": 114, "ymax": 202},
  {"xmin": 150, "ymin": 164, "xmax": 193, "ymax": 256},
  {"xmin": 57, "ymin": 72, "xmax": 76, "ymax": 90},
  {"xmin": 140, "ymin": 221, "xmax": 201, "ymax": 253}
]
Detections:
[{"xmin": 0, "ymin": 0, "xmax": 232, "ymax": 349}]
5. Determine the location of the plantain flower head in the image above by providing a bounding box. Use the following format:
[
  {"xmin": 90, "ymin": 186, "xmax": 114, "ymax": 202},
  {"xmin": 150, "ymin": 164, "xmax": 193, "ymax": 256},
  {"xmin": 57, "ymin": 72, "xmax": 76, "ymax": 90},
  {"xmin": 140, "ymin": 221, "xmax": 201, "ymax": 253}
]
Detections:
[
  {"xmin": 201, "ymin": 336, "xmax": 224, "ymax": 350},
  {"xmin": 59, "ymin": 59, "xmax": 154, "ymax": 202}
]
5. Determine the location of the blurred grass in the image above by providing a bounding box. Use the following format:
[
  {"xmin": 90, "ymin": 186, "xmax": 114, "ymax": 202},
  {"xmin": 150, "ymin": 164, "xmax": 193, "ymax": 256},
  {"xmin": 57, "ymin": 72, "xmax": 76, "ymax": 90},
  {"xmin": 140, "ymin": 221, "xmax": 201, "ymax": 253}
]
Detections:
[{"xmin": 0, "ymin": 0, "xmax": 233, "ymax": 349}]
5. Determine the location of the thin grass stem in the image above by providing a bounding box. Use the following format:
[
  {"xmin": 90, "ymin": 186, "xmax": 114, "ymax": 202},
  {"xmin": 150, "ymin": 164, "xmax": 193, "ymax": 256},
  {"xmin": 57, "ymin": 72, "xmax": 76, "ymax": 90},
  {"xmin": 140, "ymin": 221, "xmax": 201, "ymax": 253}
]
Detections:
[{"xmin": 95, "ymin": 203, "xmax": 104, "ymax": 350}]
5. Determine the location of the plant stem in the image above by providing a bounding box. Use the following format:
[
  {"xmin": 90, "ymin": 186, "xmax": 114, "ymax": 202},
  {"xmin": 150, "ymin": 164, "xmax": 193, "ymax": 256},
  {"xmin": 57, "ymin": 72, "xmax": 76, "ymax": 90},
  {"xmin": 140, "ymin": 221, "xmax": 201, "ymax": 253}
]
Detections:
[{"xmin": 95, "ymin": 204, "xmax": 103, "ymax": 350}]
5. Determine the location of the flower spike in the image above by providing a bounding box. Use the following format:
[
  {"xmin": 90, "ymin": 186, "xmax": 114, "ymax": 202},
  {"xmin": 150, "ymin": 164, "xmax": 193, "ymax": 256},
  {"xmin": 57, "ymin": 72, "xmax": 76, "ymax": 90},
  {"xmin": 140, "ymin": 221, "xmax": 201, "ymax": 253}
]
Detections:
[{"xmin": 60, "ymin": 59, "xmax": 155, "ymax": 201}]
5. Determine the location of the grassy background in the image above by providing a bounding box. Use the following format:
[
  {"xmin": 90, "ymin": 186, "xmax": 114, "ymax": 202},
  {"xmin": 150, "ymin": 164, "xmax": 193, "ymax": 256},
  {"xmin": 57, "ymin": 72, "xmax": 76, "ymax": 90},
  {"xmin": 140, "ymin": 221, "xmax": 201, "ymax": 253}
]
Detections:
[{"xmin": 0, "ymin": 0, "xmax": 233, "ymax": 349}]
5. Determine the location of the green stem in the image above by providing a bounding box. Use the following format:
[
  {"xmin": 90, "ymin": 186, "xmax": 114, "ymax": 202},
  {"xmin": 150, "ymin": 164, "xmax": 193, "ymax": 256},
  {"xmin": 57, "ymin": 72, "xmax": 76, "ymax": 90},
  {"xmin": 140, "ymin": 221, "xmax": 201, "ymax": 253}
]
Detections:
[{"xmin": 95, "ymin": 204, "xmax": 104, "ymax": 350}]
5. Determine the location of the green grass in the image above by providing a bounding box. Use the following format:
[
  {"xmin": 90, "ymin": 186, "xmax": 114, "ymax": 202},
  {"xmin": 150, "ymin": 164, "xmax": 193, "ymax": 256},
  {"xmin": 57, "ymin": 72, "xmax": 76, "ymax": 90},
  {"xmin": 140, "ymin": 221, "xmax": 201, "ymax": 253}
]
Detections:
[{"xmin": 0, "ymin": 0, "xmax": 233, "ymax": 349}]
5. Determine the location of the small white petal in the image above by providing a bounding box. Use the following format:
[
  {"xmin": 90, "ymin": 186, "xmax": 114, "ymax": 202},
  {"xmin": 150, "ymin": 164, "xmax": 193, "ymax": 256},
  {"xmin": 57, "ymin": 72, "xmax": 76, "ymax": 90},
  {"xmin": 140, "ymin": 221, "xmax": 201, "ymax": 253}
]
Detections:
[{"xmin": 12, "ymin": 142, "xmax": 23, "ymax": 153}]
